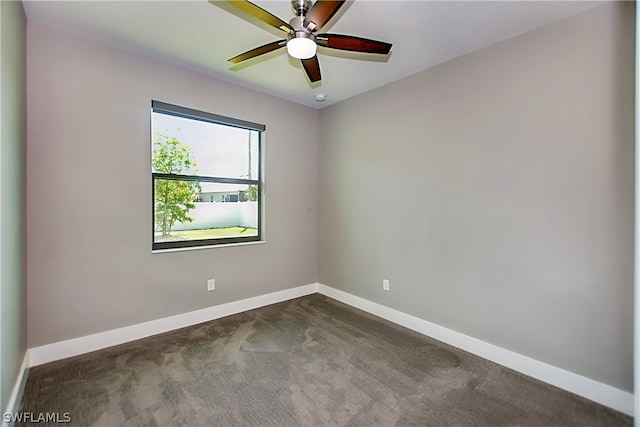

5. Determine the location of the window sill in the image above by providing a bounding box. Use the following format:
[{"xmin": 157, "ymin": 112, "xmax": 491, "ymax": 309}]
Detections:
[{"xmin": 152, "ymin": 240, "xmax": 266, "ymax": 254}]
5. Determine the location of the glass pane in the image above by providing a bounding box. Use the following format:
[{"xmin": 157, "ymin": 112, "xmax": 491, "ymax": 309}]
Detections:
[
  {"xmin": 152, "ymin": 112, "xmax": 259, "ymax": 180},
  {"xmin": 154, "ymin": 179, "xmax": 259, "ymax": 243}
]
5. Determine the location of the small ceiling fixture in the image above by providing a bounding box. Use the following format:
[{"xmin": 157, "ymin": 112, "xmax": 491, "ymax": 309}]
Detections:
[{"xmin": 315, "ymin": 93, "xmax": 327, "ymax": 102}]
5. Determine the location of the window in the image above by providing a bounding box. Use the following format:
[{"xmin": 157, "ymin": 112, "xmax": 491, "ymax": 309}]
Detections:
[{"xmin": 151, "ymin": 100, "xmax": 264, "ymax": 250}]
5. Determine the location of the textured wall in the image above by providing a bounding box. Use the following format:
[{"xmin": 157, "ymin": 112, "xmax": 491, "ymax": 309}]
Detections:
[
  {"xmin": 318, "ymin": 3, "xmax": 634, "ymax": 391},
  {"xmin": 1, "ymin": 0, "xmax": 27, "ymax": 413},
  {"xmin": 26, "ymin": 22, "xmax": 319, "ymax": 347}
]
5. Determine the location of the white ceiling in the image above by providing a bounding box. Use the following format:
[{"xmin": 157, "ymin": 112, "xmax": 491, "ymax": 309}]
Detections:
[{"xmin": 22, "ymin": 0, "xmax": 603, "ymax": 109}]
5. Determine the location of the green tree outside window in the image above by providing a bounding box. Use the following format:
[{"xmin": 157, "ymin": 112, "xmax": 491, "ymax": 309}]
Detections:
[{"xmin": 152, "ymin": 134, "xmax": 201, "ymax": 236}]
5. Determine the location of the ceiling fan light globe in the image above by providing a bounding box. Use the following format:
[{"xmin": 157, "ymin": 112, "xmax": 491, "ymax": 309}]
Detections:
[{"xmin": 287, "ymin": 38, "xmax": 317, "ymax": 59}]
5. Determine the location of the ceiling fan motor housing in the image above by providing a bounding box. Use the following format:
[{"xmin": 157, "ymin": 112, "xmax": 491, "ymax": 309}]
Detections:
[
  {"xmin": 288, "ymin": 15, "xmax": 316, "ymax": 43},
  {"xmin": 286, "ymin": 15, "xmax": 317, "ymax": 59}
]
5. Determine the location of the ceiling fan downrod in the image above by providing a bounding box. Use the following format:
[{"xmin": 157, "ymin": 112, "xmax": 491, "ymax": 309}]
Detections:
[{"xmin": 291, "ymin": 0, "xmax": 312, "ymax": 16}]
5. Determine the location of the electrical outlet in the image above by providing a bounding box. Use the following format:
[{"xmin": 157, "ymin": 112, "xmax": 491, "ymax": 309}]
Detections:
[
  {"xmin": 382, "ymin": 279, "xmax": 390, "ymax": 291},
  {"xmin": 207, "ymin": 279, "xmax": 215, "ymax": 291}
]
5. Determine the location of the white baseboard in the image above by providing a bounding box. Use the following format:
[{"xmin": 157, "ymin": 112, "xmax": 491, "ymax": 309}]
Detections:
[
  {"xmin": 23, "ymin": 282, "xmax": 633, "ymax": 417},
  {"xmin": 316, "ymin": 284, "xmax": 634, "ymax": 416},
  {"xmin": 2, "ymin": 350, "xmax": 31, "ymax": 427},
  {"xmin": 29, "ymin": 283, "xmax": 319, "ymax": 367}
]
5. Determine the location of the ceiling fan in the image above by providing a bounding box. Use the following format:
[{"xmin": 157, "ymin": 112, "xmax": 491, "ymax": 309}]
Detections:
[{"xmin": 222, "ymin": 0, "xmax": 392, "ymax": 83}]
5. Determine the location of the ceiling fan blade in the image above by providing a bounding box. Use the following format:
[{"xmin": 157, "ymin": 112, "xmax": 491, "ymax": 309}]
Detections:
[
  {"xmin": 317, "ymin": 33, "xmax": 392, "ymax": 54},
  {"xmin": 224, "ymin": 0, "xmax": 293, "ymax": 34},
  {"xmin": 301, "ymin": 56, "xmax": 321, "ymax": 82},
  {"xmin": 228, "ymin": 40, "xmax": 286, "ymax": 63},
  {"xmin": 303, "ymin": 0, "xmax": 346, "ymax": 31}
]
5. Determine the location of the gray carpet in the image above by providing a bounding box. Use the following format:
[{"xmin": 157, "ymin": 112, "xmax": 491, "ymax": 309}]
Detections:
[{"xmin": 19, "ymin": 294, "xmax": 631, "ymax": 426}]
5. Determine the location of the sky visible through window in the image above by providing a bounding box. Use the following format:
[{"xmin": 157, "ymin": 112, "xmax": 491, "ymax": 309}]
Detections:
[{"xmin": 151, "ymin": 111, "xmax": 259, "ymax": 182}]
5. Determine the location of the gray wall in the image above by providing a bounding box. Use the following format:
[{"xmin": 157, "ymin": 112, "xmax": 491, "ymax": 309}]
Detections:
[
  {"xmin": 1, "ymin": 0, "xmax": 27, "ymax": 413},
  {"xmin": 26, "ymin": 22, "xmax": 319, "ymax": 347},
  {"xmin": 318, "ymin": 2, "xmax": 634, "ymax": 392}
]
